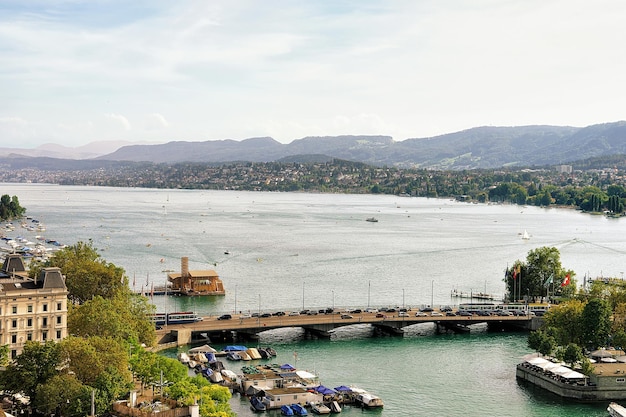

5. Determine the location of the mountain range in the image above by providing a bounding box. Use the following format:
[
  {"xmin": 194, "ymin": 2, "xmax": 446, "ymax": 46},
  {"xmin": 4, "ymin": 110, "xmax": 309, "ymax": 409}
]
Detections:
[{"xmin": 3, "ymin": 121, "xmax": 626, "ymax": 170}]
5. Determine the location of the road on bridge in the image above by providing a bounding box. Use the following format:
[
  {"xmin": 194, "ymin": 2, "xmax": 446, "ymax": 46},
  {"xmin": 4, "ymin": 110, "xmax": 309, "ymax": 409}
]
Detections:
[{"xmin": 156, "ymin": 310, "xmax": 528, "ymax": 336}]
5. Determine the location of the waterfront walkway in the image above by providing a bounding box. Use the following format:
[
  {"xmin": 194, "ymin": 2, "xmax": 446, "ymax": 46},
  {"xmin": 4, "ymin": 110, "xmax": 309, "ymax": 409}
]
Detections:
[{"xmin": 156, "ymin": 311, "xmax": 541, "ymax": 346}]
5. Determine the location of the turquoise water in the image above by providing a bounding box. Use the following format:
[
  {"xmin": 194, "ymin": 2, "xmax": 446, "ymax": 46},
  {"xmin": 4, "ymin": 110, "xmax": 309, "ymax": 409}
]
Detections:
[{"xmin": 3, "ymin": 184, "xmax": 624, "ymax": 416}]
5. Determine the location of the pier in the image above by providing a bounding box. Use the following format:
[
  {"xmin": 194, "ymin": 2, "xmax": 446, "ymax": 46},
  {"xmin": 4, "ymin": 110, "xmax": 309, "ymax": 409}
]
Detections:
[{"xmin": 156, "ymin": 311, "xmax": 542, "ymax": 346}]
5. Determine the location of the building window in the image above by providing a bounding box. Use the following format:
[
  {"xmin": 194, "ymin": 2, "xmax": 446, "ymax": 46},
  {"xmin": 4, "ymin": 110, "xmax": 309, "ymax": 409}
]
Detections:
[
  {"xmin": 12, "ymin": 306, "xmax": 17, "ymax": 314},
  {"xmin": 11, "ymin": 350, "xmax": 16, "ymax": 359},
  {"xmin": 56, "ymin": 330, "xmax": 62, "ymax": 339},
  {"xmin": 11, "ymin": 334, "xmax": 17, "ymax": 344},
  {"xmin": 12, "ymin": 319, "xmax": 17, "ymax": 328},
  {"xmin": 56, "ymin": 316, "xmax": 62, "ymax": 325},
  {"xmin": 42, "ymin": 331, "xmax": 48, "ymax": 341},
  {"xmin": 42, "ymin": 318, "xmax": 48, "ymax": 327},
  {"xmin": 27, "ymin": 333, "xmax": 32, "ymax": 341},
  {"xmin": 42, "ymin": 304, "xmax": 48, "ymax": 312},
  {"xmin": 57, "ymin": 302, "xmax": 62, "ymax": 311},
  {"xmin": 27, "ymin": 318, "xmax": 33, "ymax": 327},
  {"xmin": 27, "ymin": 305, "xmax": 33, "ymax": 313}
]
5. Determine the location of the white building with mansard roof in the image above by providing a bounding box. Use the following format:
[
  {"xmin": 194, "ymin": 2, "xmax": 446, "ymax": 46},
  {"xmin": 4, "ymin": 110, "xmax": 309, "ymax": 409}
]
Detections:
[{"xmin": 0, "ymin": 254, "xmax": 68, "ymax": 359}]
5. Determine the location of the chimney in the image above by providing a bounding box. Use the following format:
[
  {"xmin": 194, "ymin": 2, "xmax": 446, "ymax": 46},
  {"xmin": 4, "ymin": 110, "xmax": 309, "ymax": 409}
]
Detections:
[{"xmin": 181, "ymin": 257, "xmax": 189, "ymax": 278}]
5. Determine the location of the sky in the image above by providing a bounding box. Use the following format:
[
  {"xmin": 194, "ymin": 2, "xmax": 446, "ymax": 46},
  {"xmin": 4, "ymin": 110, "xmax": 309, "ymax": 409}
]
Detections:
[{"xmin": 2, "ymin": 0, "xmax": 626, "ymax": 148}]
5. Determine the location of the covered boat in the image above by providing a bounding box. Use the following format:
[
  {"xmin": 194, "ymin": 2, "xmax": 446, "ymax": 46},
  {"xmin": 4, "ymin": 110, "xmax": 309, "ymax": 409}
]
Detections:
[
  {"xmin": 281, "ymin": 404, "xmax": 295, "ymax": 416},
  {"xmin": 250, "ymin": 396, "xmax": 266, "ymax": 412},
  {"xmin": 608, "ymin": 402, "xmax": 626, "ymax": 417},
  {"xmin": 309, "ymin": 402, "xmax": 331, "ymax": 414},
  {"xmin": 291, "ymin": 403, "xmax": 308, "ymax": 416}
]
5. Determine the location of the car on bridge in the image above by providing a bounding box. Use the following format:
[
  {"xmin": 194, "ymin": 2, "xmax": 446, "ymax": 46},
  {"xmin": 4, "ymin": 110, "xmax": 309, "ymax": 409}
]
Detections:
[
  {"xmin": 341, "ymin": 314, "xmax": 353, "ymax": 319},
  {"xmin": 415, "ymin": 311, "xmax": 428, "ymax": 317},
  {"xmin": 218, "ymin": 314, "xmax": 232, "ymax": 320},
  {"xmin": 431, "ymin": 311, "xmax": 444, "ymax": 317}
]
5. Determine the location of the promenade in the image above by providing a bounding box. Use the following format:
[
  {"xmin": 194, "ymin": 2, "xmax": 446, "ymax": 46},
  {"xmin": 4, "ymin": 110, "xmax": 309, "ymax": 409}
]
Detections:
[{"xmin": 156, "ymin": 310, "xmax": 540, "ymax": 346}]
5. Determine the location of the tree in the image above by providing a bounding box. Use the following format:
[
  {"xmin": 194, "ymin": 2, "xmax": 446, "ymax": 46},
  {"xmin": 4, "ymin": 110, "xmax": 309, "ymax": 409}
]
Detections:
[
  {"xmin": 33, "ymin": 374, "xmax": 93, "ymax": 417},
  {"xmin": 504, "ymin": 247, "xmax": 573, "ymax": 302},
  {"xmin": 68, "ymin": 293, "xmax": 156, "ymax": 346},
  {"xmin": 542, "ymin": 300, "xmax": 585, "ymax": 346},
  {"xmin": 34, "ymin": 241, "xmax": 127, "ymax": 304},
  {"xmin": 0, "ymin": 341, "xmax": 61, "ymax": 403},
  {"xmin": 562, "ymin": 343, "xmax": 583, "ymax": 367},
  {"xmin": 0, "ymin": 194, "xmax": 26, "ymax": 220},
  {"xmin": 581, "ymin": 298, "xmax": 612, "ymax": 349}
]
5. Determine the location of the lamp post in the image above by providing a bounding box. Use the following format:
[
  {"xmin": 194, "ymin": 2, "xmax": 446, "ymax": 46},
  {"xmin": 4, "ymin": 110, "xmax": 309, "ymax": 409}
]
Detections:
[
  {"xmin": 302, "ymin": 281, "xmax": 305, "ymax": 311},
  {"xmin": 368, "ymin": 280, "xmax": 371, "ymax": 309},
  {"xmin": 234, "ymin": 285, "xmax": 237, "ymax": 314},
  {"xmin": 431, "ymin": 280, "xmax": 434, "ymax": 308},
  {"xmin": 257, "ymin": 294, "xmax": 261, "ymax": 327},
  {"xmin": 402, "ymin": 288, "xmax": 405, "ymax": 310},
  {"xmin": 332, "ymin": 290, "xmax": 335, "ymax": 311}
]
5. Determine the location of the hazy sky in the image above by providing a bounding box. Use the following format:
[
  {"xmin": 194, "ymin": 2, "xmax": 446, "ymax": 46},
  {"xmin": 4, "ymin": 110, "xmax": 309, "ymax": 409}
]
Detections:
[{"xmin": 2, "ymin": 0, "xmax": 626, "ymax": 148}]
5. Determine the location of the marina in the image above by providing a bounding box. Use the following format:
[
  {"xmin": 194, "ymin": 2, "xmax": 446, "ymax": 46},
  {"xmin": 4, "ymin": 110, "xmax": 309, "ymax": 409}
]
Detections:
[{"xmin": 5, "ymin": 184, "xmax": 626, "ymax": 416}]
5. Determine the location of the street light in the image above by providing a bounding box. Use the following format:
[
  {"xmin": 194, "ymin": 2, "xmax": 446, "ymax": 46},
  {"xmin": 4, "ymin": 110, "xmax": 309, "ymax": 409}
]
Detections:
[
  {"xmin": 302, "ymin": 282, "xmax": 305, "ymax": 311},
  {"xmin": 332, "ymin": 290, "xmax": 335, "ymax": 310},
  {"xmin": 431, "ymin": 280, "xmax": 434, "ymax": 308}
]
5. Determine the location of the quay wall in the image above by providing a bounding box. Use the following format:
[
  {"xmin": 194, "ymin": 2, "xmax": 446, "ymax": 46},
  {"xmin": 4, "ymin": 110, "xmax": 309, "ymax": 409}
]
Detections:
[{"xmin": 516, "ymin": 364, "xmax": 626, "ymax": 401}]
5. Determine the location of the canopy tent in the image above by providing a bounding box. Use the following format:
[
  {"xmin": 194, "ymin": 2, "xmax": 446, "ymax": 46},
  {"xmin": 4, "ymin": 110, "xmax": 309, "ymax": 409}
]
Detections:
[
  {"xmin": 334, "ymin": 385, "xmax": 352, "ymax": 392},
  {"xmin": 527, "ymin": 357, "xmax": 550, "ymax": 366},
  {"xmin": 590, "ymin": 349, "xmax": 614, "ymax": 358},
  {"xmin": 315, "ymin": 385, "xmax": 337, "ymax": 395},
  {"xmin": 280, "ymin": 363, "xmax": 296, "ymax": 371},
  {"xmin": 189, "ymin": 344, "xmax": 217, "ymax": 354}
]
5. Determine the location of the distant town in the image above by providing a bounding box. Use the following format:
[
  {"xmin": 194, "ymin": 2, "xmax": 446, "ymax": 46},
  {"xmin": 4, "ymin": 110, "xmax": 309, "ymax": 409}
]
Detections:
[{"xmin": 2, "ymin": 158, "xmax": 626, "ymax": 214}]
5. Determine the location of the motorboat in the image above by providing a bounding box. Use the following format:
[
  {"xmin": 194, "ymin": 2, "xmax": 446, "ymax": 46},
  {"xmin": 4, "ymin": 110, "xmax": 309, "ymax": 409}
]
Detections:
[
  {"xmin": 281, "ymin": 404, "xmax": 295, "ymax": 416},
  {"xmin": 291, "ymin": 403, "xmax": 308, "ymax": 416},
  {"xmin": 609, "ymin": 402, "xmax": 626, "ymax": 417},
  {"xmin": 365, "ymin": 217, "xmax": 378, "ymax": 222},
  {"xmin": 250, "ymin": 396, "xmax": 266, "ymax": 412},
  {"xmin": 226, "ymin": 352, "xmax": 242, "ymax": 361},
  {"xmin": 355, "ymin": 391, "xmax": 384, "ymax": 408},
  {"xmin": 309, "ymin": 402, "xmax": 331, "ymax": 414},
  {"xmin": 328, "ymin": 401, "xmax": 341, "ymax": 413}
]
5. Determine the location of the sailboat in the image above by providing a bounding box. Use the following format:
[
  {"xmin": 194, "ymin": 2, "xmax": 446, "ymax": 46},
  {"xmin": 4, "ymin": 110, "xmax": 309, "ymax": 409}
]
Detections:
[{"xmin": 522, "ymin": 230, "xmax": 530, "ymax": 240}]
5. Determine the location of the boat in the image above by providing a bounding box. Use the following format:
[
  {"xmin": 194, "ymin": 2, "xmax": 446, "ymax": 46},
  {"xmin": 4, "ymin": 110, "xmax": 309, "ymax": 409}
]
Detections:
[
  {"xmin": 177, "ymin": 352, "xmax": 190, "ymax": 364},
  {"xmin": 328, "ymin": 401, "xmax": 341, "ymax": 413},
  {"xmin": 354, "ymin": 392, "xmax": 384, "ymax": 408},
  {"xmin": 281, "ymin": 404, "xmax": 295, "ymax": 416},
  {"xmin": 522, "ymin": 230, "xmax": 530, "ymax": 240},
  {"xmin": 250, "ymin": 396, "xmax": 266, "ymax": 412},
  {"xmin": 609, "ymin": 402, "xmax": 626, "ymax": 417},
  {"xmin": 309, "ymin": 402, "xmax": 331, "ymax": 414},
  {"xmin": 291, "ymin": 403, "xmax": 308, "ymax": 416},
  {"xmin": 365, "ymin": 217, "xmax": 378, "ymax": 222},
  {"xmin": 226, "ymin": 352, "xmax": 242, "ymax": 361}
]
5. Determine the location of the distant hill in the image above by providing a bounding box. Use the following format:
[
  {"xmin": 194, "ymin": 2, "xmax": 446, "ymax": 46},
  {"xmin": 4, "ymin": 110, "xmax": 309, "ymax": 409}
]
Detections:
[
  {"xmin": 4, "ymin": 121, "xmax": 626, "ymax": 169},
  {"xmin": 96, "ymin": 122, "xmax": 626, "ymax": 169}
]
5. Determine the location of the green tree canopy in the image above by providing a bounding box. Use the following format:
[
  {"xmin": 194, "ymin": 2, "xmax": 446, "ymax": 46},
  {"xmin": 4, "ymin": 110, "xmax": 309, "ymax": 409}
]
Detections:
[
  {"xmin": 581, "ymin": 298, "xmax": 612, "ymax": 349},
  {"xmin": 0, "ymin": 194, "xmax": 26, "ymax": 220}
]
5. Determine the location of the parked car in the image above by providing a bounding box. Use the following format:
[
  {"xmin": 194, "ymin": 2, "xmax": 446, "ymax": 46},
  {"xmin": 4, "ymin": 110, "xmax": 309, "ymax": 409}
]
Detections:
[{"xmin": 217, "ymin": 314, "xmax": 232, "ymax": 320}]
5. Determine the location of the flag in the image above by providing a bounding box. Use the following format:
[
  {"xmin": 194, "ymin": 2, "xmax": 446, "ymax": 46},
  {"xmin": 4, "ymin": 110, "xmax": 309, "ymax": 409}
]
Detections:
[
  {"xmin": 561, "ymin": 274, "xmax": 571, "ymax": 287},
  {"xmin": 150, "ymin": 282, "xmax": 154, "ymax": 299},
  {"xmin": 512, "ymin": 268, "xmax": 517, "ymax": 280},
  {"xmin": 544, "ymin": 275, "xmax": 553, "ymax": 287}
]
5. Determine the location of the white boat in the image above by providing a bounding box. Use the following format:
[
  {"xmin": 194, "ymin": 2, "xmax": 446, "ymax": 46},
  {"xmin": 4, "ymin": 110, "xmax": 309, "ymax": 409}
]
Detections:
[
  {"xmin": 609, "ymin": 402, "xmax": 626, "ymax": 417},
  {"xmin": 351, "ymin": 388, "xmax": 384, "ymax": 409},
  {"xmin": 309, "ymin": 402, "xmax": 331, "ymax": 414},
  {"xmin": 328, "ymin": 401, "xmax": 341, "ymax": 413},
  {"xmin": 177, "ymin": 352, "xmax": 190, "ymax": 364},
  {"xmin": 522, "ymin": 230, "xmax": 530, "ymax": 240}
]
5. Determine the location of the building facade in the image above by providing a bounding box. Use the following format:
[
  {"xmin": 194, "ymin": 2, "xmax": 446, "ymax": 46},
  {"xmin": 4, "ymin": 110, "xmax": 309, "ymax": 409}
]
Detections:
[{"xmin": 0, "ymin": 254, "xmax": 68, "ymax": 359}]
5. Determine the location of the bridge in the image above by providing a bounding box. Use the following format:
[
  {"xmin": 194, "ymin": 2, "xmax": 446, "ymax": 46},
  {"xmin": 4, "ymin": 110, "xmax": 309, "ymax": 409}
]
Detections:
[{"xmin": 156, "ymin": 312, "xmax": 543, "ymax": 346}]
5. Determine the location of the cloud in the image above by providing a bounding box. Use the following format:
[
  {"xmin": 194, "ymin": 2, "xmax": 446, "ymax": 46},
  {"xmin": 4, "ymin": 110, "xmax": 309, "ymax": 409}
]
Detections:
[
  {"xmin": 144, "ymin": 113, "xmax": 169, "ymax": 130},
  {"xmin": 105, "ymin": 113, "xmax": 131, "ymax": 131}
]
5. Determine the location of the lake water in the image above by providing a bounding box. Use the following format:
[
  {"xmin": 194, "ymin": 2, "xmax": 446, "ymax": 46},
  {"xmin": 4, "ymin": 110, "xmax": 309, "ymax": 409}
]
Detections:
[{"xmin": 2, "ymin": 183, "xmax": 622, "ymax": 416}]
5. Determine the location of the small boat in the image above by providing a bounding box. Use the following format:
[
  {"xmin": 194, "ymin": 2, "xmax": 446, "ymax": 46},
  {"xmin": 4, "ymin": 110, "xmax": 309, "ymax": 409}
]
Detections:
[
  {"xmin": 226, "ymin": 352, "xmax": 242, "ymax": 361},
  {"xmin": 609, "ymin": 402, "xmax": 626, "ymax": 417},
  {"xmin": 250, "ymin": 396, "xmax": 266, "ymax": 412},
  {"xmin": 328, "ymin": 401, "xmax": 341, "ymax": 413},
  {"xmin": 309, "ymin": 402, "xmax": 331, "ymax": 414},
  {"xmin": 177, "ymin": 352, "xmax": 190, "ymax": 364},
  {"xmin": 291, "ymin": 403, "xmax": 308, "ymax": 416},
  {"xmin": 281, "ymin": 404, "xmax": 295, "ymax": 416},
  {"xmin": 522, "ymin": 230, "xmax": 530, "ymax": 240},
  {"xmin": 355, "ymin": 392, "xmax": 384, "ymax": 408},
  {"xmin": 365, "ymin": 217, "xmax": 378, "ymax": 222}
]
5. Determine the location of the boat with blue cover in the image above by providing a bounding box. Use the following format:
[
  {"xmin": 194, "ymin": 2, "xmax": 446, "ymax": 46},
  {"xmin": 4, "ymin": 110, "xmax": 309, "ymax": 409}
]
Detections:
[
  {"xmin": 291, "ymin": 403, "xmax": 308, "ymax": 416},
  {"xmin": 281, "ymin": 404, "xmax": 295, "ymax": 415}
]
